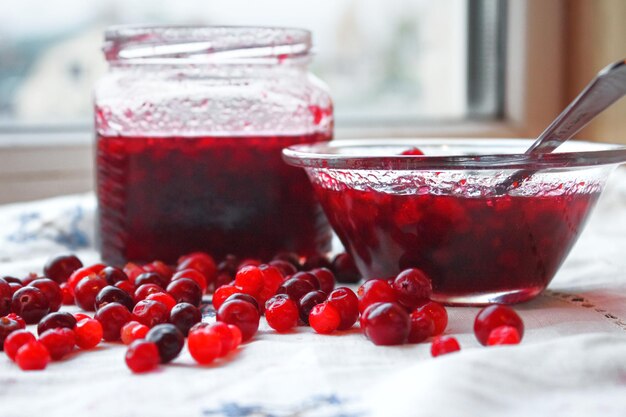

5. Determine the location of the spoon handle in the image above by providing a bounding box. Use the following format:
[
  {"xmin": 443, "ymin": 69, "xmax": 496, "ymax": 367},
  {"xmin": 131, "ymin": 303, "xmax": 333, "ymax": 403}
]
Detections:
[{"xmin": 526, "ymin": 59, "xmax": 626, "ymax": 155}]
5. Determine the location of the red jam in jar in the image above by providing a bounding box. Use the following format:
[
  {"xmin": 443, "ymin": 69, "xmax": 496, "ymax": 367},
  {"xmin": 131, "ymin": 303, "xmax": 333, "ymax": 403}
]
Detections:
[{"xmin": 95, "ymin": 27, "xmax": 333, "ymax": 264}]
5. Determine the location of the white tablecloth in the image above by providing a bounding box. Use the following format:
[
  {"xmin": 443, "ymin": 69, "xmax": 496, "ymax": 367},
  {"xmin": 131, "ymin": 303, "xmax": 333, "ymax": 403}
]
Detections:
[{"xmin": 1, "ymin": 168, "xmax": 625, "ymax": 417}]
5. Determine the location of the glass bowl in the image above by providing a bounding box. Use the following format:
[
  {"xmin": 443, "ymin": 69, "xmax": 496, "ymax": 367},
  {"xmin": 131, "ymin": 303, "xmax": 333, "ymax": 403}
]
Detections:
[{"xmin": 283, "ymin": 138, "xmax": 626, "ymax": 305}]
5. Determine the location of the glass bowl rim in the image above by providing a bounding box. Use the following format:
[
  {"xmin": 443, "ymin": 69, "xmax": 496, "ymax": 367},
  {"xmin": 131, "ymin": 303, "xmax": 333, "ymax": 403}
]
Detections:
[{"xmin": 282, "ymin": 138, "xmax": 626, "ymax": 171}]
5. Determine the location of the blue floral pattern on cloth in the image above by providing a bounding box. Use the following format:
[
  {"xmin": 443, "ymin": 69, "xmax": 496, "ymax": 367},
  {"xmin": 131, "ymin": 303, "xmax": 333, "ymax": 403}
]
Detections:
[{"xmin": 202, "ymin": 395, "xmax": 364, "ymax": 417}]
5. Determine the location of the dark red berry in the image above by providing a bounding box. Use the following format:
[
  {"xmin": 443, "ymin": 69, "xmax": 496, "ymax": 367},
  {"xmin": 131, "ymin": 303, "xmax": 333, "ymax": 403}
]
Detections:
[
  {"xmin": 39, "ymin": 328, "xmax": 75, "ymax": 360},
  {"xmin": 327, "ymin": 287, "xmax": 359, "ymax": 330},
  {"xmin": 74, "ymin": 276, "xmax": 107, "ymax": 311},
  {"xmin": 217, "ymin": 254, "xmax": 239, "ymax": 278},
  {"xmin": 265, "ymin": 295, "xmax": 299, "ymax": 333},
  {"xmin": 37, "ymin": 312, "xmax": 77, "ymax": 335},
  {"xmin": 332, "ymin": 253, "xmax": 360, "ymax": 283},
  {"xmin": 303, "ymin": 254, "xmax": 332, "ymax": 271},
  {"xmin": 95, "ymin": 286, "xmax": 135, "ymax": 312},
  {"xmin": 15, "ymin": 341, "xmax": 50, "ymax": 370},
  {"xmin": 234, "ymin": 266, "xmax": 264, "ymax": 296},
  {"xmin": 487, "ymin": 325, "xmax": 521, "ymax": 346},
  {"xmin": 309, "ymin": 302, "xmax": 341, "ymax": 334},
  {"xmin": 29, "ymin": 279, "xmax": 63, "ymax": 313},
  {"xmin": 2, "ymin": 276, "xmax": 21, "ymax": 284},
  {"xmin": 166, "ymin": 278, "xmax": 202, "ymax": 307},
  {"xmin": 361, "ymin": 302, "xmax": 410, "ymax": 346},
  {"xmin": 408, "ymin": 311, "xmax": 435, "ymax": 343},
  {"xmin": 98, "ymin": 266, "xmax": 129, "ymax": 285},
  {"xmin": 145, "ymin": 323, "xmax": 184, "ymax": 363},
  {"xmin": 0, "ymin": 278, "xmax": 12, "ymax": 316},
  {"xmin": 217, "ymin": 299, "xmax": 260, "ymax": 342},
  {"xmin": 292, "ymin": 272, "xmax": 320, "ymax": 290},
  {"xmin": 134, "ymin": 283, "xmax": 164, "ymax": 302},
  {"xmin": 172, "ymin": 269, "xmax": 207, "ymax": 294},
  {"xmin": 132, "ymin": 300, "xmax": 169, "ymax": 328},
  {"xmin": 299, "ymin": 290, "xmax": 327, "ymax": 325},
  {"xmin": 431, "ymin": 336, "xmax": 461, "ymax": 357},
  {"xmin": 135, "ymin": 272, "xmax": 168, "ymax": 289},
  {"xmin": 95, "ymin": 302, "xmax": 132, "ymax": 341},
  {"xmin": 268, "ymin": 260, "xmax": 297, "ymax": 277},
  {"xmin": 391, "ymin": 268, "xmax": 432, "ymax": 310},
  {"xmin": 357, "ymin": 279, "xmax": 396, "ymax": 313},
  {"xmin": 8, "ymin": 282, "xmax": 23, "ymax": 296},
  {"xmin": 310, "ymin": 268, "xmax": 335, "ymax": 295},
  {"xmin": 11, "ymin": 287, "xmax": 50, "ymax": 324},
  {"xmin": 143, "ymin": 261, "xmax": 173, "ymax": 281},
  {"xmin": 125, "ymin": 340, "xmax": 160, "ymax": 373},
  {"xmin": 4, "ymin": 329, "xmax": 35, "ymax": 361},
  {"xmin": 225, "ymin": 293, "xmax": 260, "ymax": 312},
  {"xmin": 276, "ymin": 278, "xmax": 314, "ymax": 304},
  {"xmin": 43, "ymin": 254, "xmax": 83, "ymax": 284},
  {"xmin": 169, "ymin": 303, "xmax": 201, "ymax": 336},
  {"xmin": 474, "ymin": 305, "xmax": 524, "ymax": 346},
  {"xmin": 188, "ymin": 327, "xmax": 222, "ymax": 365},
  {"xmin": 74, "ymin": 318, "xmax": 103, "ymax": 349},
  {"xmin": 0, "ymin": 316, "xmax": 21, "ymax": 349},
  {"xmin": 415, "ymin": 301, "xmax": 448, "ymax": 336},
  {"xmin": 121, "ymin": 321, "xmax": 150, "ymax": 345},
  {"xmin": 272, "ymin": 252, "xmax": 302, "ymax": 270}
]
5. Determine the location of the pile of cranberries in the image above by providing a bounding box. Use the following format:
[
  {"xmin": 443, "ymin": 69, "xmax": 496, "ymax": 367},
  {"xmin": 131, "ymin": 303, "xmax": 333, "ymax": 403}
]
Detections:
[{"xmin": 0, "ymin": 250, "xmax": 525, "ymax": 373}]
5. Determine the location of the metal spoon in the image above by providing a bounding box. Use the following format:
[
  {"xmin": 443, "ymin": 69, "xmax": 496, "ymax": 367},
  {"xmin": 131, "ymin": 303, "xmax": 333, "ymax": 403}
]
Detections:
[{"xmin": 495, "ymin": 58, "xmax": 626, "ymax": 194}]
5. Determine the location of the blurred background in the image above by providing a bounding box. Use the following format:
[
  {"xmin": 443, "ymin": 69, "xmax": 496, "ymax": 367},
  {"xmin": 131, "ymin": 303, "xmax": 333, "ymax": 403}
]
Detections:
[{"xmin": 0, "ymin": 0, "xmax": 624, "ymax": 202}]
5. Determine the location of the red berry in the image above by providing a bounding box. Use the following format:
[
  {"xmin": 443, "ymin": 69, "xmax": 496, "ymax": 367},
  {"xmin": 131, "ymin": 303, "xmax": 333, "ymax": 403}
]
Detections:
[
  {"xmin": 60, "ymin": 283, "xmax": 74, "ymax": 305},
  {"xmin": 4, "ymin": 329, "xmax": 35, "ymax": 361},
  {"xmin": 400, "ymin": 147, "xmax": 424, "ymax": 155},
  {"xmin": 74, "ymin": 318, "xmax": 103, "ymax": 349},
  {"xmin": 177, "ymin": 252, "xmax": 217, "ymax": 286},
  {"xmin": 487, "ymin": 325, "xmax": 521, "ymax": 346},
  {"xmin": 8, "ymin": 282, "xmax": 23, "ymax": 296},
  {"xmin": 143, "ymin": 260, "xmax": 174, "ymax": 282},
  {"xmin": 145, "ymin": 292, "xmax": 177, "ymax": 312},
  {"xmin": 227, "ymin": 324, "xmax": 242, "ymax": 350},
  {"xmin": 169, "ymin": 302, "xmax": 201, "ymax": 336},
  {"xmin": 391, "ymin": 268, "xmax": 432, "ymax": 310},
  {"xmin": 361, "ymin": 302, "xmax": 410, "ymax": 346},
  {"xmin": 332, "ymin": 253, "xmax": 360, "ymax": 283},
  {"xmin": 234, "ymin": 266, "xmax": 264, "ymax": 296},
  {"xmin": 188, "ymin": 327, "xmax": 222, "ymax": 365},
  {"xmin": 237, "ymin": 258, "xmax": 262, "ymax": 270},
  {"xmin": 309, "ymin": 302, "xmax": 341, "ymax": 334},
  {"xmin": 0, "ymin": 278, "xmax": 12, "ymax": 316},
  {"xmin": 145, "ymin": 323, "xmax": 184, "ymax": 363},
  {"xmin": 276, "ymin": 278, "xmax": 314, "ymax": 304},
  {"xmin": 15, "ymin": 340, "xmax": 51, "ymax": 370},
  {"xmin": 265, "ymin": 295, "xmax": 299, "ymax": 333},
  {"xmin": 415, "ymin": 301, "xmax": 448, "ymax": 336},
  {"xmin": 310, "ymin": 268, "xmax": 335, "ymax": 295},
  {"xmin": 98, "ymin": 266, "xmax": 129, "ymax": 285},
  {"xmin": 95, "ymin": 285, "xmax": 135, "ymax": 312},
  {"xmin": 37, "ymin": 312, "xmax": 77, "ymax": 335},
  {"xmin": 120, "ymin": 321, "xmax": 150, "ymax": 345},
  {"xmin": 4, "ymin": 313, "xmax": 26, "ymax": 329},
  {"xmin": 327, "ymin": 287, "xmax": 359, "ymax": 330},
  {"xmin": 172, "ymin": 269, "xmax": 207, "ymax": 294},
  {"xmin": 299, "ymin": 290, "xmax": 327, "ymax": 325},
  {"xmin": 431, "ymin": 336, "xmax": 461, "ymax": 357},
  {"xmin": 132, "ymin": 300, "xmax": 169, "ymax": 328},
  {"xmin": 268, "ymin": 260, "xmax": 297, "ymax": 277},
  {"xmin": 207, "ymin": 322, "xmax": 237, "ymax": 356},
  {"xmin": 125, "ymin": 340, "xmax": 160, "ymax": 373},
  {"xmin": 474, "ymin": 305, "xmax": 524, "ymax": 346},
  {"xmin": 39, "ymin": 328, "xmax": 75, "ymax": 360},
  {"xmin": 134, "ymin": 272, "xmax": 168, "ymax": 289},
  {"xmin": 28, "ymin": 278, "xmax": 63, "ymax": 312},
  {"xmin": 213, "ymin": 285, "xmax": 240, "ymax": 310},
  {"xmin": 272, "ymin": 252, "xmax": 301, "ymax": 270},
  {"xmin": 115, "ymin": 280, "xmax": 136, "ymax": 296},
  {"xmin": 21, "ymin": 273, "xmax": 39, "ymax": 286},
  {"xmin": 134, "ymin": 283, "xmax": 164, "ymax": 302},
  {"xmin": 11, "ymin": 287, "xmax": 50, "ymax": 324},
  {"xmin": 123, "ymin": 263, "xmax": 144, "ymax": 284},
  {"xmin": 257, "ymin": 264, "xmax": 285, "ymax": 303},
  {"xmin": 74, "ymin": 276, "xmax": 107, "ymax": 311},
  {"xmin": 225, "ymin": 293, "xmax": 260, "ymax": 312},
  {"xmin": 0, "ymin": 317, "xmax": 22, "ymax": 349},
  {"xmin": 43, "ymin": 254, "xmax": 83, "ymax": 284},
  {"xmin": 95, "ymin": 302, "xmax": 132, "ymax": 341},
  {"xmin": 303, "ymin": 254, "xmax": 332, "ymax": 271},
  {"xmin": 217, "ymin": 299, "xmax": 260, "ymax": 342},
  {"xmin": 357, "ymin": 279, "xmax": 396, "ymax": 313},
  {"xmin": 166, "ymin": 278, "xmax": 202, "ymax": 307},
  {"xmin": 408, "ymin": 311, "xmax": 435, "ymax": 343},
  {"xmin": 67, "ymin": 264, "xmax": 105, "ymax": 292}
]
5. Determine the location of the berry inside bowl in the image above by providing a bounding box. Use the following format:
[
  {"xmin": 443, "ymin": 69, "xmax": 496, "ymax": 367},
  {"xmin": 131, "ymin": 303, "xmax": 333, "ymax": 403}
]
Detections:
[{"xmin": 283, "ymin": 138, "xmax": 626, "ymax": 305}]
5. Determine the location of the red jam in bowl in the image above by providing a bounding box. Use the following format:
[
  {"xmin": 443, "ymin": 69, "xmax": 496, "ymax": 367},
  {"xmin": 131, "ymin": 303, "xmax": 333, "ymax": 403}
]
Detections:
[{"xmin": 97, "ymin": 133, "xmax": 331, "ymax": 265}]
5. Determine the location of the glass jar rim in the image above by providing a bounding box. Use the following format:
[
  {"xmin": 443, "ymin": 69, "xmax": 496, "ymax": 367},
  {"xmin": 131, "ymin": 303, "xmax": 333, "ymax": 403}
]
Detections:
[{"xmin": 103, "ymin": 25, "xmax": 312, "ymax": 64}]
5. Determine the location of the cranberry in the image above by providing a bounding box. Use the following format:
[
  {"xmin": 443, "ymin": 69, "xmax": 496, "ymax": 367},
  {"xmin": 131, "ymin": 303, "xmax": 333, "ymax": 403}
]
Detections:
[
  {"xmin": 98, "ymin": 266, "xmax": 129, "ymax": 285},
  {"xmin": 60, "ymin": 283, "xmax": 74, "ymax": 305},
  {"xmin": 39, "ymin": 328, "xmax": 75, "ymax": 360},
  {"xmin": 362, "ymin": 302, "xmax": 410, "ymax": 346},
  {"xmin": 415, "ymin": 301, "xmax": 448, "ymax": 336},
  {"xmin": 4, "ymin": 313, "xmax": 25, "ymax": 328},
  {"xmin": 303, "ymin": 254, "xmax": 332, "ymax": 270},
  {"xmin": 299, "ymin": 290, "xmax": 327, "ymax": 325},
  {"xmin": 169, "ymin": 302, "xmax": 201, "ymax": 336},
  {"xmin": 0, "ymin": 316, "xmax": 21, "ymax": 349},
  {"xmin": 327, "ymin": 287, "xmax": 359, "ymax": 330},
  {"xmin": 258, "ymin": 264, "xmax": 285, "ymax": 300},
  {"xmin": 74, "ymin": 318, "xmax": 103, "ymax": 349},
  {"xmin": 15, "ymin": 340, "xmax": 51, "ymax": 370},
  {"xmin": 166, "ymin": 278, "xmax": 202, "ymax": 307},
  {"xmin": 177, "ymin": 252, "xmax": 217, "ymax": 286},
  {"xmin": 272, "ymin": 252, "xmax": 302, "ymax": 270},
  {"xmin": 8, "ymin": 282, "xmax": 23, "ymax": 296},
  {"xmin": 276, "ymin": 278, "xmax": 314, "ymax": 304},
  {"xmin": 27, "ymin": 279, "xmax": 62, "ymax": 313},
  {"xmin": 134, "ymin": 283, "xmax": 164, "ymax": 302},
  {"xmin": 213, "ymin": 285, "xmax": 240, "ymax": 310},
  {"xmin": 132, "ymin": 300, "xmax": 169, "ymax": 328},
  {"xmin": 11, "ymin": 287, "xmax": 50, "ymax": 324},
  {"xmin": 4, "ymin": 329, "xmax": 35, "ymax": 361},
  {"xmin": 400, "ymin": 147, "xmax": 424, "ymax": 155},
  {"xmin": 143, "ymin": 260, "xmax": 174, "ymax": 281},
  {"xmin": 95, "ymin": 285, "xmax": 135, "ymax": 312},
  {"xmin": 214, "ymin": 273, "xmax": 234, "ymax": 290},
  {"xmin": 431, "ymin": 336, "xmax": 461, "ymax": 357},
  {"xmin": 134, "ymin": 271, "xmax": 167, "ymax": 289},
  {"xmin": 125, "ymin": 340, "xmax": 160, "ymax": 373},
  {"xmin": 487, "ymin": 325, "xmax": 521, "ymax": 346},
  {"xmin": 172, "ymin": 269, "xmax": 207, "ymax": 293},
  {"xmin": 474, "ymin": 305, "xmax": 524, "ymax": 346},
  {"xmin": 0, "ymin": 278, "xmax": 12, "ymax": 316},
  {"xmin": 238, "ymin": 258, "xmax": 262, "ymax": 269},
  {"xmin": 225, "ymin": 293, "xmax": 260, "ymax": 312},
  {"xmin": 145, "ymin": 323, "xmax": 184, "ymax": 363},
  {"xmin": 227, "ymin": 324, "xmax": 242, "ymax": 350},
  {"xmin": 74, "ymin": 276, "xmax": 107, "ymax": 311},
  {"xmin": 120, "ymin": 321, "xmax": 150, "ymax": 345},
  {"xmin": 21, "ymin": 273, "xmax": 40, "ymax": 286},
  {"xmin": 391, "ymin": 268, "xmax": 432, "ymax": 310},
  {"xmin": 67, "ymin": 264, "xmax": 105, "ymax": 292},
  {"xmin": 123, "ymin": 263, "xmax": 144, "ymax": 283},
  {"xmin": 234, "ymin": 266, "xmax": 264, "ymax": 296},
  {"xmin": 115, "ymin": 280, "xmax": 135, "ymax": 296},
  {"xmin": 43, "ymin": 254, "xmax": 83, "ymax": 284},
  {"xmin": 310, "ymin": 268, "xmax": 335, "ymax": 295},
  {"xmin": 146, "ymin": 292, "xmax": 177, "ymax": 312},
  {"xmin": 217, "ymin": 299, "xmax": 260, "ymax": 342},
  {"xmin": 217, "ymin": 254, "xmax": 239, "ymax": 277},
  {"xmin": 268, "ymin": 260, "xmax": 297, "ymax": 277},
  {"xmin": 408, "ymin": 311, "xmax": 435, "ymax": 344},
  {"xmin": 265, "ymin": 295, "xmax": 299, "ymax": 333},
  {"xmin": 205, "ymin": 322, "xmax": 237, "ymax": 356},
  {"xmin": 292, "ymin": 272, "xmax": 320, "ymax": 290},
  {"xmin": 95, "ymin": 302, "xmax": 132, "ymax": 341},
  {"xmin": 332, "ymin": 252, "xmax": 360, "ymax": 283},
  {"xmin": 357, "ymin": 279, "xmax": 396, "ymax": 313},
  {"xmin": 2, "ymin": 276, "xmax": 21, "ymax": 284},
  {"xmin": 309, "ymin": 302, "xmax": 341, "ymax": 334},
  {"xmin": 188, "ymin": 327, "xmax": 222, "ymax": 365},
  {"xmin": 37, "ymin": 312, "xmax": 77, "ymax": 335}
]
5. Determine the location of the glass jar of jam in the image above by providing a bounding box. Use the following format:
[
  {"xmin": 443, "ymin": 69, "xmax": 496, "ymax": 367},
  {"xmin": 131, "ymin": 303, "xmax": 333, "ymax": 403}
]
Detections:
[{"xmin": 94, "ymin": 26, "xmax": 333, "ymax": 265}]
